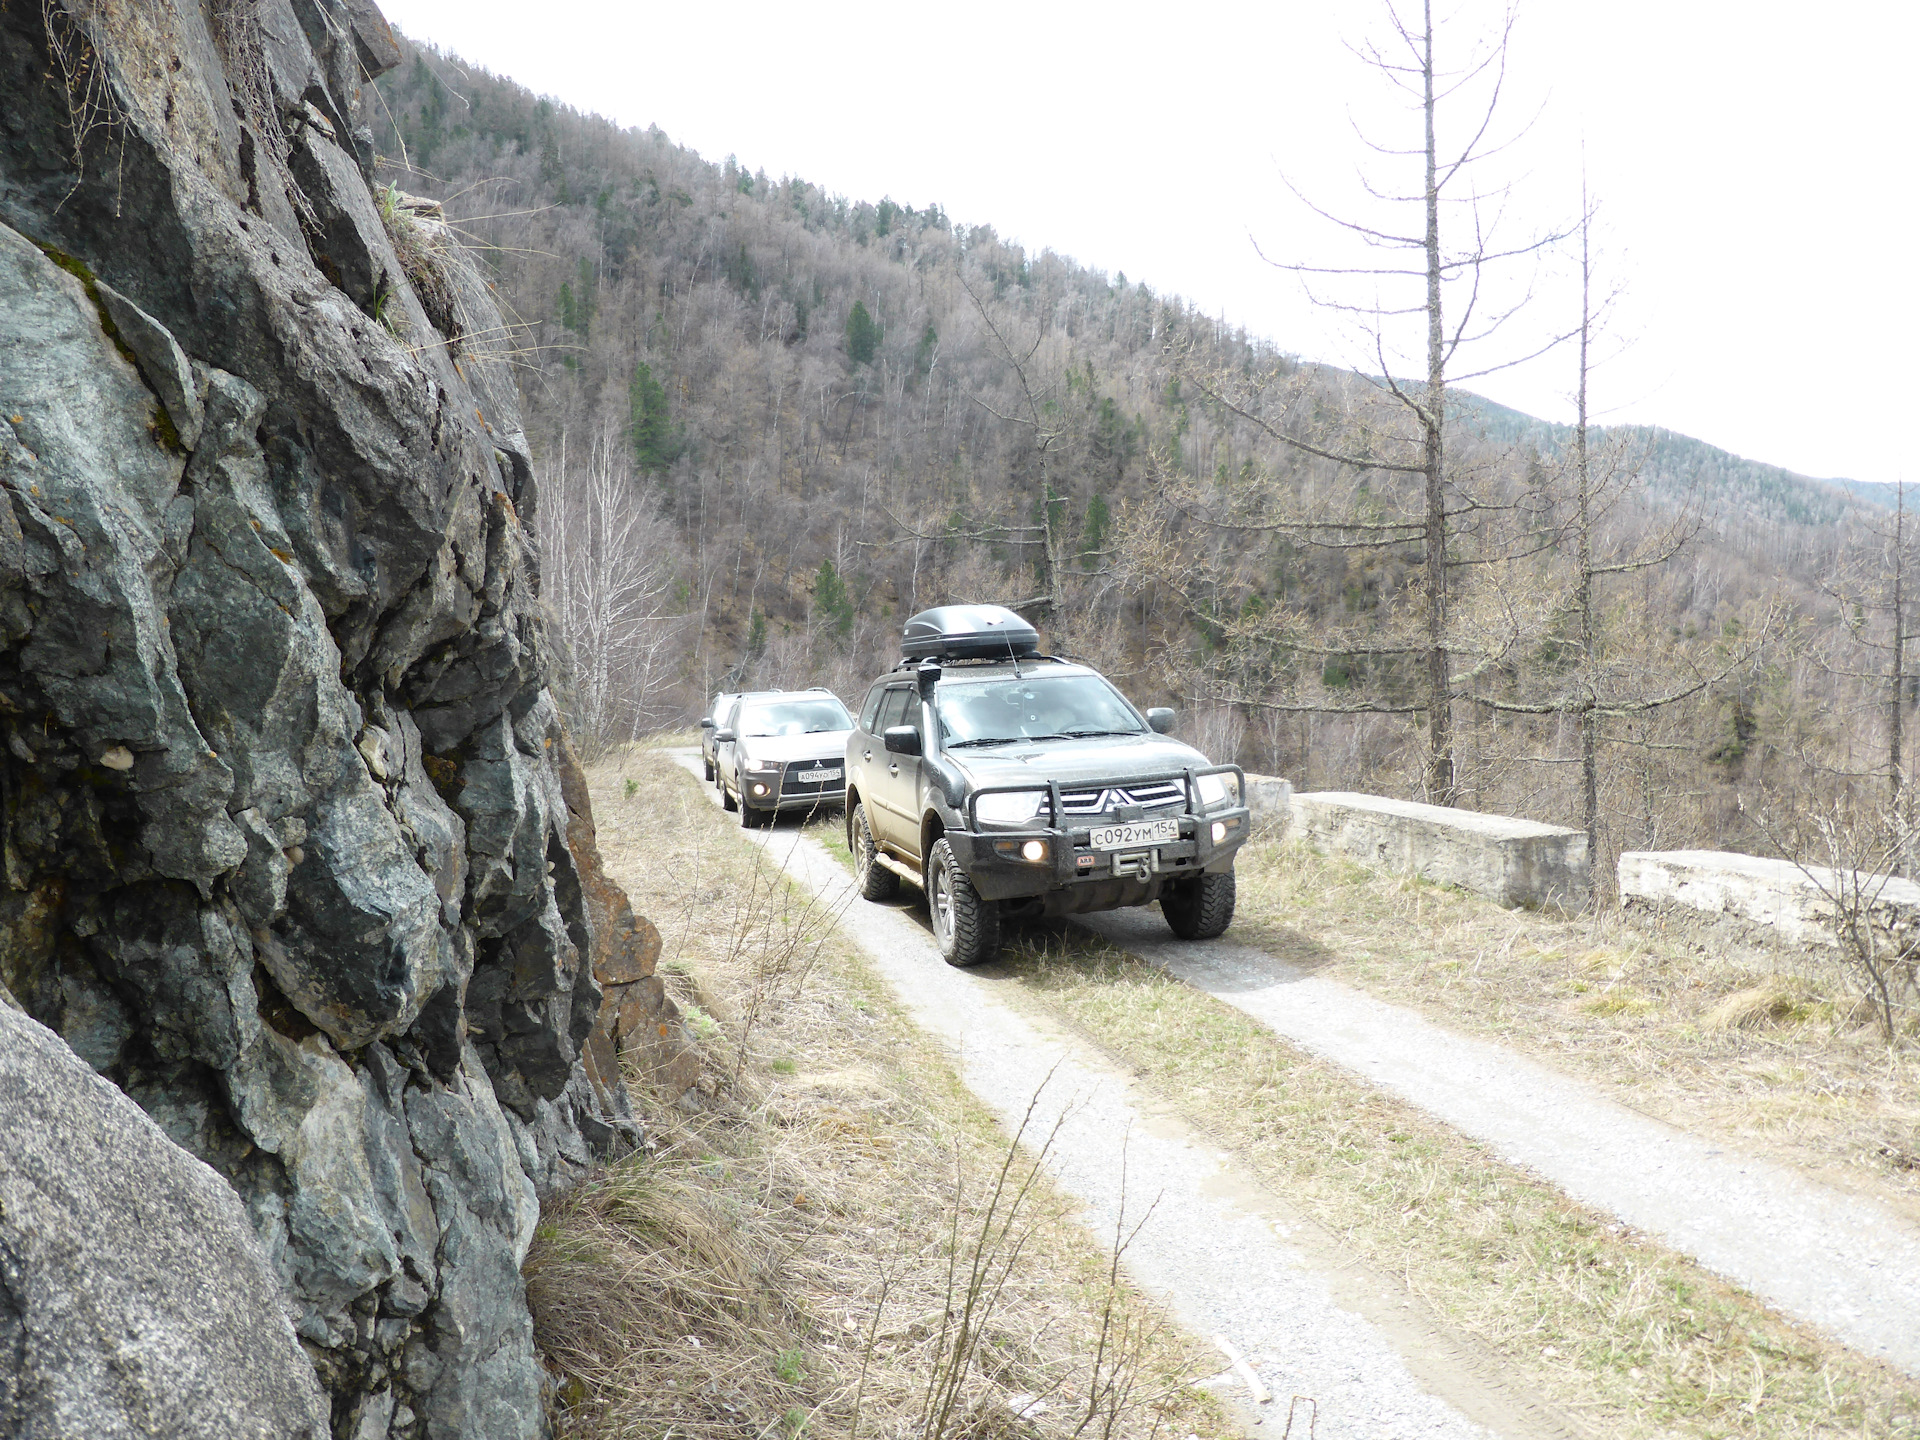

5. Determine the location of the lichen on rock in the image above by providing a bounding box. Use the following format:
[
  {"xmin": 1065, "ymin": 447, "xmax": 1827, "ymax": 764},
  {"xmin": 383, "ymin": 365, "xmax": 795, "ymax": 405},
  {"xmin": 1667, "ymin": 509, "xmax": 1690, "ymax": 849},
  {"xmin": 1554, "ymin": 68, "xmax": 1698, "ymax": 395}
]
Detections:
[{"xmin": 0, "ymin": 3, "xmax": 691, "ymax": 1435}]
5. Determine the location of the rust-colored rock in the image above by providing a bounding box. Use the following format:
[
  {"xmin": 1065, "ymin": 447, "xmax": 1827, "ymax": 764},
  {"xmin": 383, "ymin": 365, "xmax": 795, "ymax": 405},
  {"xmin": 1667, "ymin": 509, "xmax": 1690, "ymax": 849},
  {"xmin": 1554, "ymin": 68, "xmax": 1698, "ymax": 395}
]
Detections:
[{"xmin": 555, "ymin": 737, "xmax": 698, "ymax": 1099}]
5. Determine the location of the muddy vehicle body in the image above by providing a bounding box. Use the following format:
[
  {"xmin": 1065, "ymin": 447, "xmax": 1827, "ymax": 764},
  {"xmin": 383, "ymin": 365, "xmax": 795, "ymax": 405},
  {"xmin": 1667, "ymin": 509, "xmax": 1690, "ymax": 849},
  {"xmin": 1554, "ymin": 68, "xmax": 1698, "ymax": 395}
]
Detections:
[{"xmin": 844, "ymin": 606, "xmax": 1249, "ymax": 964}]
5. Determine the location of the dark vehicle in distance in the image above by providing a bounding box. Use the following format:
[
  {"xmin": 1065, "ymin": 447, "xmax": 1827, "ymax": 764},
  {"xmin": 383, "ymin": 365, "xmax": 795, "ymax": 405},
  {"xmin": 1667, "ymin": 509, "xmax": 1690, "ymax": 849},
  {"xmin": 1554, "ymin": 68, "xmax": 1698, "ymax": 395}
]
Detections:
[
  {"xmin": 845, "ymin": 605, "xmax": 1249, "ymax": 966},
  {"xmin": 706, "ymin": 690, "xmax": 777, "ymax": 795},
  {"xmin": 715, "ymin": 689, "xmax": 856, "ymax": 826},
  {"xmin": 698, "ymin": 691, "xmax": 739, "ymax": 780}
]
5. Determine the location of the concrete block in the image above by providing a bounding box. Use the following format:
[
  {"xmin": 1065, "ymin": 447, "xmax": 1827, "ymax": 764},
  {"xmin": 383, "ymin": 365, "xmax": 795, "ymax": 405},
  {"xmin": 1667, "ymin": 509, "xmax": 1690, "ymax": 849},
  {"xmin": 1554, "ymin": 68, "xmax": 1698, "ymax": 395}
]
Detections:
[
  {"xmin": 1243, "ymin": 773, "xmax": 1293, "ymax": 830},
  {"xmin": 1617, "ymin": 849, "xmax": 1920, "ymax": 948},
  {"xmin": 1290, "ymin": 791, "xmax": 1589, "ymax": 909}
]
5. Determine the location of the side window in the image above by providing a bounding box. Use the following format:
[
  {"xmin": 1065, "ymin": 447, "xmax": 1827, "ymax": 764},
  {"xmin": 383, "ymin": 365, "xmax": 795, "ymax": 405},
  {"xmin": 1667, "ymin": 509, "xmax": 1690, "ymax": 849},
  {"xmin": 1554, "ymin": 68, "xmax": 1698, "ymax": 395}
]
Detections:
[
  {"xmin": 860, "ymin": 684, "xmax": 887, "ymax": 734},
  {"xmin": 876, "ymin": 687, "xmax": 911, "ymax": 734}
]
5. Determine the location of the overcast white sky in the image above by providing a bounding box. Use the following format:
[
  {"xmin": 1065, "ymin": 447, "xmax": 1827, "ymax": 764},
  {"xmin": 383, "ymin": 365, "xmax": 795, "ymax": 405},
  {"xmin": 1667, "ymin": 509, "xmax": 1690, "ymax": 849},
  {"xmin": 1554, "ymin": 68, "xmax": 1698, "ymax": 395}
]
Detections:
[{"xmin": 377, "ymin": 0, "xmax": 1916, "ymax": 485}]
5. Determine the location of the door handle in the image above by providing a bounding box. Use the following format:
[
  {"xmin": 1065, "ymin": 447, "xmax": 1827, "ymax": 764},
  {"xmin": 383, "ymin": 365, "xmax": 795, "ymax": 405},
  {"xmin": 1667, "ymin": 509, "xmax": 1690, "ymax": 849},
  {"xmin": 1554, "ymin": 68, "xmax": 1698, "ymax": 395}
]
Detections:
[
  {"xmin": 863, "ymin": 749, "xmax": 872, "ymax": 761},
  {"xmin": 887, "ymin": 763, "xmax": 900, "ymax": 776}
]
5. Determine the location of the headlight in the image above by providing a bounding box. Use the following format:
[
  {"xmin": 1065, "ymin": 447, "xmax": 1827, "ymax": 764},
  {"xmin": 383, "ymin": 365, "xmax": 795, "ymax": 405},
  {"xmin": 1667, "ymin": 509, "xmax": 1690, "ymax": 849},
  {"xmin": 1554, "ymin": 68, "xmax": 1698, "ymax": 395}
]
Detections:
[
  {"xmin": 975, "ymin": 790, "xmax": 1045, "ymax": 825},
  {"xmin": 744, "ymin": 757, "xmax": 781, "ymax": 773},
  {"xmin": 1195, "ymin": 772, "xmax": 1240, "ymax": 808}
]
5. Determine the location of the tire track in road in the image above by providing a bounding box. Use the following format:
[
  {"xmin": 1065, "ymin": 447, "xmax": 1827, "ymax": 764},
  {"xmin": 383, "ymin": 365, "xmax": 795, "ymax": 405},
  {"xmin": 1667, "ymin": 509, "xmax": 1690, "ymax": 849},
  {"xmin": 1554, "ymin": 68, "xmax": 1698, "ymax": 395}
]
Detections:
[
  {"xmin": 664, "ymin": 752, "xmax": 1579, "ymax": 1440},
  {"xmin": 1074, "ymin": 905, "xmax": 1920, "ymax": 1378}
]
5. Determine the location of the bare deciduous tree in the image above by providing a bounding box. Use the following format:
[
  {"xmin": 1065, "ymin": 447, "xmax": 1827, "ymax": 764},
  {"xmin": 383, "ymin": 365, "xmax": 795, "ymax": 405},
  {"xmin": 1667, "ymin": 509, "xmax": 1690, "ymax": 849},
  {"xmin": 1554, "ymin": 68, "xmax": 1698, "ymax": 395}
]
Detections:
[{"xmin": 537, "ymin": 422, "xmax": 682, "ymax": 752}]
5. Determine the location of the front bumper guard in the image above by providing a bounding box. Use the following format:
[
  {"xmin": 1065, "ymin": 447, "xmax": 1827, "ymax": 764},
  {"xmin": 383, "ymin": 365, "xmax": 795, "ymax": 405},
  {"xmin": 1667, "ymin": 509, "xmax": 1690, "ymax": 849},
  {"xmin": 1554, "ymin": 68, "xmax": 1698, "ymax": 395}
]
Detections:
[{"xmin": 953, "ymin": 764, "xmax": 1250, "ymax": 902}]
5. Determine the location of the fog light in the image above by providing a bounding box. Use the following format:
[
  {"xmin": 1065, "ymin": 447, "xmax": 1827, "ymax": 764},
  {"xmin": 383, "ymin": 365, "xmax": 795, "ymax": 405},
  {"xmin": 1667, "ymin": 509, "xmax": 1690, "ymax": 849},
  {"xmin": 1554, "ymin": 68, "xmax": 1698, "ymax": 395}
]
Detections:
[
  {"xmin": 1021, "ymin": 839, "xmax": 1047, "ymax": 863},
  {"xmin": 752, "ymin": 783, "xmax": 770, "ymax": 798},
  {"xmin": 1211, "ymin": 820, "xmax": 1227, "ymax": 843}
]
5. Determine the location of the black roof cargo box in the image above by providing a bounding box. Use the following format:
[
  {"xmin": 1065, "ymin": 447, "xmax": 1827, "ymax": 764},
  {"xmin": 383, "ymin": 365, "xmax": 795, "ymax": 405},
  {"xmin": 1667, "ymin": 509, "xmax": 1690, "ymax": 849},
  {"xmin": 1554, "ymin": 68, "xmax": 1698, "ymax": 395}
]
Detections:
[{"xmin": 901, "ymin": 605, "xmax": 1039, "ymax": 661}]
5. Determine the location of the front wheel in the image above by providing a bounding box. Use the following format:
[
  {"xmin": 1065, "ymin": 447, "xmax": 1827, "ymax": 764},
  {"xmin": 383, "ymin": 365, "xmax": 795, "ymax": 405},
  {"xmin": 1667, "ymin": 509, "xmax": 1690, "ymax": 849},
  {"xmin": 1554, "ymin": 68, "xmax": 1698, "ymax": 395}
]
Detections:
[
  {"xmin": 851, "ymin": 802, "xmax": 899, "ymax": 901},
  {"xmin": 927, "ymin": 837, "xmax": 1000, "ymax": 967},
  {"xmin": 1161, "ymin": 869, "xmax": 1236, "ymax": 940}
]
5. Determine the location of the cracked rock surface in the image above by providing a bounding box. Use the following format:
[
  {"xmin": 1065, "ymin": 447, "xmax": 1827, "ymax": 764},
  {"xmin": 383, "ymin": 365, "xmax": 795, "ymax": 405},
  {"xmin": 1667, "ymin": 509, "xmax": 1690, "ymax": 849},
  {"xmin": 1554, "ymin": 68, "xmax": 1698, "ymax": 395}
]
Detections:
[{"xmin": 0, "ymin": 3, "xmax": 690, "ymax": 1435}]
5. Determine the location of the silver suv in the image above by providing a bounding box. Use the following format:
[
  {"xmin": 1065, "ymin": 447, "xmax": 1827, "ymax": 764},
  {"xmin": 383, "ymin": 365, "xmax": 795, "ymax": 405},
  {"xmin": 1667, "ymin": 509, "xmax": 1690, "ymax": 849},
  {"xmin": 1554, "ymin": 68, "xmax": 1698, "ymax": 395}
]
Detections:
[{"xmin": 714, "ymin": 689, "xmax": 855, "ymax": 827}]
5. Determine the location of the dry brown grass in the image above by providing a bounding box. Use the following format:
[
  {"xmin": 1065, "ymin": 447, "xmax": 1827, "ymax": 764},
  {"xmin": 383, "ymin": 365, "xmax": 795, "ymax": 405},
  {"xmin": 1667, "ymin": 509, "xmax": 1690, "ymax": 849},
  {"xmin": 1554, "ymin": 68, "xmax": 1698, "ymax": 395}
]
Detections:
[
  {"xmin": 1231, "ymin": 838, "xmax": 1920, "ymax": 1216},
  {"xmin": 522, "ymin": 749, "xmax": 1226, "ymax": 1440},
  {"xmin": 991, "ymin": 926, "xmax": 1920, "ymax": 1439}
]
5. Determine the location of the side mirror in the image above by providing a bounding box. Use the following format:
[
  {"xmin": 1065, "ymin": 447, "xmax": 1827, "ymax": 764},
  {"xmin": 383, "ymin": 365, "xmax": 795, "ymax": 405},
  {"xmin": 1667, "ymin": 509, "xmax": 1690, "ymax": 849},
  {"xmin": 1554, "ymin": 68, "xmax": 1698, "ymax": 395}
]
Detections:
[
  {"xmin": 882, "ymin": 725, "xmax": 923, "ymax": 758},
  {"xmin": 1145, "ymin": 707, "xmax": 1175, "ymax": 734},
  {"xmin": 699, "ymin": 717, "xmax": 716, "ymax": 729},
  {"xmin": 715, "ymin": 729, "xmax": 736, "ymax": 744}
]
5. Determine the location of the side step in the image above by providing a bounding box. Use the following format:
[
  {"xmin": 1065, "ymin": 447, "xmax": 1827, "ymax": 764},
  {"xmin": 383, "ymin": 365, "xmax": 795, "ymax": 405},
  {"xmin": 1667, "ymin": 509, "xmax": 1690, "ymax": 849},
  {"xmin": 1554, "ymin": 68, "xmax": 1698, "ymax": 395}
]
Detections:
[{"xmin": 874, "ymin": 852, "xmax": 923, "ymax": 887}]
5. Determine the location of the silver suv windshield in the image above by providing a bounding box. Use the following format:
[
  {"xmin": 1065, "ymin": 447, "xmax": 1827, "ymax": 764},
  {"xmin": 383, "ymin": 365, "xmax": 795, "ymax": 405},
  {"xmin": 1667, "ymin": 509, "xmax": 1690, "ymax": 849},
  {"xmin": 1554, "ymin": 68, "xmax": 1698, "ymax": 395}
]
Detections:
[
  {"xmin": 738, "ymin": 698, "xmax": 852, "ymax": 737},
  {"xmin": 937, "ymin": 675, "xmax": 1145, "ymax": 747}
]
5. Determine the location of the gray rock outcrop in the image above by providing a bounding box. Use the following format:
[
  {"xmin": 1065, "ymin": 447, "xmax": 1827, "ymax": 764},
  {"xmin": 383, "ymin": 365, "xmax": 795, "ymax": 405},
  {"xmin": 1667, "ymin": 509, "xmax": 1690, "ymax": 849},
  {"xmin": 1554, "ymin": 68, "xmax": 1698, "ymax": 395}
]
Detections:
[
  {"xmin": 0, "ymin": 3, "xmax": 692, "ymax": 1435},
  {"xmin": 0, "ymin": 1002, "xmax": 333, "ymax": 1439}
]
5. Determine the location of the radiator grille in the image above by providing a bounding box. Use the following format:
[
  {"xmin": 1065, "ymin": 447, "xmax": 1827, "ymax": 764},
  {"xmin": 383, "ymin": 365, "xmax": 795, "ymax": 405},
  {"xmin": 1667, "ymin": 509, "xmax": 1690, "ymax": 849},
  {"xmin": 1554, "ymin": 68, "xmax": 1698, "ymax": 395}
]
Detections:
[{"xmin": 1056, "ymin": 780, "xmax": 1186, "ymax": 816}]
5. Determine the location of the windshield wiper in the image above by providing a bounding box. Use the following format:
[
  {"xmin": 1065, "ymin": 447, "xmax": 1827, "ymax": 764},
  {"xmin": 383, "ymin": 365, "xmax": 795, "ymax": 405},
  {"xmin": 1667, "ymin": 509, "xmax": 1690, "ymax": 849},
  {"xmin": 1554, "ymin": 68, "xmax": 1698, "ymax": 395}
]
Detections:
[
  {"xmin": 945, "ymin": 737, "xmax": 1021, "ymax": 749},
  {"xmin": 1060, "ymin": 728, "xmax": 1139, "ymax": 737}
]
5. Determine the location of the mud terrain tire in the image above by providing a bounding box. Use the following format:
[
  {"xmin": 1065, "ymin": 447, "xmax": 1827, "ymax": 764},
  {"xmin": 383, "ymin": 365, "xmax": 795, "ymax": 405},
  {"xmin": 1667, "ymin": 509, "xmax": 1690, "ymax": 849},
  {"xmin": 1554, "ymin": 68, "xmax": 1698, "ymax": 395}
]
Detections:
[
  {"xmin": 1161, "ymin": 869, "xmax": 1236, "ymax": 940},
  {"xmin": 928, "ymin": 836, "xmax": 1000, "ymax": 966},
  {"xmin": 851, "ymin": 803, "xmax": 899, "ymax": 901}
]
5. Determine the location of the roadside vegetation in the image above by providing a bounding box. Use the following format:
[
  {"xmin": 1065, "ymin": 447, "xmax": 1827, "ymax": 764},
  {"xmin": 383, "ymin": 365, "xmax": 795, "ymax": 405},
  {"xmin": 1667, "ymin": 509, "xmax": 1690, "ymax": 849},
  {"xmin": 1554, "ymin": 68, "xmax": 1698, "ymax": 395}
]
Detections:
[{"xmin": 524, "ymin": 748, "xmax": 1226, "ymax": 1440}]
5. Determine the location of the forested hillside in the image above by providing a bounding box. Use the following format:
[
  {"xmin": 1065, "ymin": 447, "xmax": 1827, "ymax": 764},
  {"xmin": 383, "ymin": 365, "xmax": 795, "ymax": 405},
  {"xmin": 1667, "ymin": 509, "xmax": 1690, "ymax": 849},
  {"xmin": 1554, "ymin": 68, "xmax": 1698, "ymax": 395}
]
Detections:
[{"xmin": 369, "ymin": 40, "xmax": 1913, "ymax": 874}]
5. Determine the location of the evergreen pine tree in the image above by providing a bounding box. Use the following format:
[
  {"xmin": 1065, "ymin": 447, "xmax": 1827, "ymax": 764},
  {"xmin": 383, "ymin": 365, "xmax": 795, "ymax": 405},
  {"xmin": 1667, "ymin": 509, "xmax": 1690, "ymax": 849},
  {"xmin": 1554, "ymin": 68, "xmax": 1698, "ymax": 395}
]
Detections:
[
  {"xmin": 813, "ymin": 560, "xmax": 855, "ymax": 639},
  {"xmin": 845, "ymin": 300, "xmax": 878, "ymax": 367},
  {"xmin": 628, "ymin": 361, "xmax": 677, "ymax": 472}
]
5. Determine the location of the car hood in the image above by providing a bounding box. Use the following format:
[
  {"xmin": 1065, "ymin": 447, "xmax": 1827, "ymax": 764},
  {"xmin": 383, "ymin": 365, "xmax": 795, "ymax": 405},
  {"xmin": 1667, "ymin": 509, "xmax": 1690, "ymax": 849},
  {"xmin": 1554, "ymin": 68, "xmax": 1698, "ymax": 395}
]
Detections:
[
  {"xmin": 945, "ymin": 733, "xmax": 1214, "ymax": 789},
  {"xmin": 740, "ymin": 733, "xmax": 851, "ymax": 764}
]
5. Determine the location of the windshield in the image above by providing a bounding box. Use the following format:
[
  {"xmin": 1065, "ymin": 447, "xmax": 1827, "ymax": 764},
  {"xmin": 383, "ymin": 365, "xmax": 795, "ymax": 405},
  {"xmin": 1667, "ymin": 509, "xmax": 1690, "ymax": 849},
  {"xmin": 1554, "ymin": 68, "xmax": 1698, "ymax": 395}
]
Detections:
[
  {"xmin": 738, "ymin": 698, "xmax": 852, "ymax": 737},
  {"xmin": 936, "ymin": 675, "xmax": 1145, "ymax": 746}
]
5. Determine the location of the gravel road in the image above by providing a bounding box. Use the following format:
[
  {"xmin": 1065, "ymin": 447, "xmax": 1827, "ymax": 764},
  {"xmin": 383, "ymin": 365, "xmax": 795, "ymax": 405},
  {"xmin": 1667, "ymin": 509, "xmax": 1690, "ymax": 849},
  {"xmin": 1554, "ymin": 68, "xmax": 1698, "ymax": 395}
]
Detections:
[
  {"xmin": 666, "ymin": 754, "xmax": 1566, "ymax": 1439},
  {"xmin": 1075, "ymin": 907, "xmax": 1920, "ymax": 1377}
]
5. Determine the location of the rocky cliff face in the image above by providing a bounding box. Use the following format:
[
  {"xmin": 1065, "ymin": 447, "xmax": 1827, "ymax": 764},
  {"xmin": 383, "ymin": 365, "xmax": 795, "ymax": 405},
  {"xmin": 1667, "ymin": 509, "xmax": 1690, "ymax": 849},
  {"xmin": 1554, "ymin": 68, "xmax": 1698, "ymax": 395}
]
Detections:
[{"xmin": 0, "ymin": 3, "xmax": 686, "ymax": 1435}]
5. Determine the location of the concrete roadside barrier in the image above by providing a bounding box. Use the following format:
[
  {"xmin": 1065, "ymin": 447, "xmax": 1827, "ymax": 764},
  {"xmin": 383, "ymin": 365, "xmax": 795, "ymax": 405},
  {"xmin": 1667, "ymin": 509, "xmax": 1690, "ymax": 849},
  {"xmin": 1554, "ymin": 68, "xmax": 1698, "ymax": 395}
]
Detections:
[
  {"xmin": 1290, "ymin": 791, "xmax": 1590, "ymax": 909},
  {"xmin": 1618, "ymin": 848, "xmax": 1920, "ymax": 949}
]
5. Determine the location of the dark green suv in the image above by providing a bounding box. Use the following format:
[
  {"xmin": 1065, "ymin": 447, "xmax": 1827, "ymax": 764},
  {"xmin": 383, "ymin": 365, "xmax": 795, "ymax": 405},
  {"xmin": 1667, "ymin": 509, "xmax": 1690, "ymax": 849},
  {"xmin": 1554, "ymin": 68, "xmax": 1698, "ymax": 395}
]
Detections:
[{"xmin": 843, "ymin": 605, "xmax": 1250, "ymax": 965}]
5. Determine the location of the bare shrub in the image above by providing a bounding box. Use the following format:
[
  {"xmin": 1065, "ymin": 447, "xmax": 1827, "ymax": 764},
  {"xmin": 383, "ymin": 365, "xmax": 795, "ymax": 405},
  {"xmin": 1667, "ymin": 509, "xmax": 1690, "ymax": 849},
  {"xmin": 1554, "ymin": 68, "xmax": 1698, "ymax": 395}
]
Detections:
[{"xmin": 1741, "ymin": 791, "xmax": 1920, "ymax": 1043}]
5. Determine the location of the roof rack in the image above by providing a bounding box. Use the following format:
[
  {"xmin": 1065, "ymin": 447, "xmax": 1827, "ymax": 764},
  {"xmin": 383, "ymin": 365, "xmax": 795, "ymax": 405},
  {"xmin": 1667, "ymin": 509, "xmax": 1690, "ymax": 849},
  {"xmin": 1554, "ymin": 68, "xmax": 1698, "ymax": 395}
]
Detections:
[{"xmin": 890, "ymin": 653, "xmax": 1070, "ymax": 673}]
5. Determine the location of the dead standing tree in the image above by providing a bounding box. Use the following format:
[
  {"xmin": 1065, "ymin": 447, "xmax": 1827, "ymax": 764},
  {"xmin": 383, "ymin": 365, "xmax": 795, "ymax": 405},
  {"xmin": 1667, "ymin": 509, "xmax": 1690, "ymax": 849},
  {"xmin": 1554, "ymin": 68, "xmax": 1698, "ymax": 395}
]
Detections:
[
  {"xmin": 1462, "ymin": 190, "xmax": 1747, "ymax": 886},
  {"xmin": 1170, "ymin": 0, "xmax": 1570, "ymax": 804}
]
